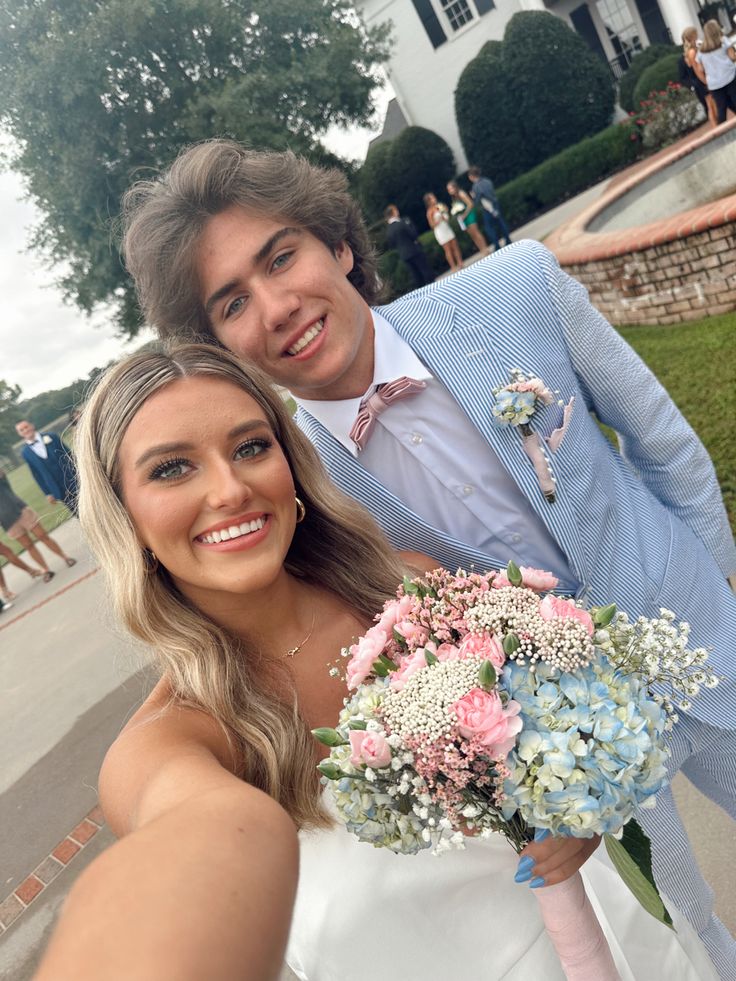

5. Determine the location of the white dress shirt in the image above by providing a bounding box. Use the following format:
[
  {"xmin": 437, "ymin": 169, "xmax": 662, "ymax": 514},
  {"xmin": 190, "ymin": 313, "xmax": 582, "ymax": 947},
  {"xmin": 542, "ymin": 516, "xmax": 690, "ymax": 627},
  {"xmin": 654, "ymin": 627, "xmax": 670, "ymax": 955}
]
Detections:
[
  {"xmin": 27, "ymin": 434, "xmax": 48, "ymax": 460},
  {"xmin": 295, "ymin": 311, "xmax": 574, "ymax": 581}
]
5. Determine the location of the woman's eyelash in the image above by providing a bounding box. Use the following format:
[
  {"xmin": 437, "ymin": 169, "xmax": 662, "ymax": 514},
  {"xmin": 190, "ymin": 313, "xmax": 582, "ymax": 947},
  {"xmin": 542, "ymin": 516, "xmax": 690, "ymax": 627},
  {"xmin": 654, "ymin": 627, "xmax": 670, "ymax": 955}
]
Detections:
[
  {"xmin": 234, "ymin": 437, "xmax": 273, "ymax": 458},
  {"xmin": 148, "ymin": 457, "xmax": 191, "ymax": 481}
]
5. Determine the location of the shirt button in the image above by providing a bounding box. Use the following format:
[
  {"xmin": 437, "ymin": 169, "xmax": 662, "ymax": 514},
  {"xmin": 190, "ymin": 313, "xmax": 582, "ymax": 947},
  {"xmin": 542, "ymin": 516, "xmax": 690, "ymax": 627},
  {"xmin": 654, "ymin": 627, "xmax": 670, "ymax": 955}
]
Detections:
[
  {"xmin": 510, "ymin": 533, "xmax": 522, "ymax": 545},
  {"xmin": 410, "ymin": 432, "xmax": 423, "ymax": 445},
  {"xmin": 462, "ymin": 485, "xmax": 474, "ymax": 496}
]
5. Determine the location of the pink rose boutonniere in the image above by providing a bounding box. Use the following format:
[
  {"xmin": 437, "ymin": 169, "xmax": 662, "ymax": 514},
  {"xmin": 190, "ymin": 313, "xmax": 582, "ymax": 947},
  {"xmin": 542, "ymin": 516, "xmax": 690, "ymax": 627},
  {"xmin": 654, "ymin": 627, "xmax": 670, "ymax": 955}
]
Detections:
[{"xmin": 491, "ymin": 369, "xmax": 573, "ymax": 505}]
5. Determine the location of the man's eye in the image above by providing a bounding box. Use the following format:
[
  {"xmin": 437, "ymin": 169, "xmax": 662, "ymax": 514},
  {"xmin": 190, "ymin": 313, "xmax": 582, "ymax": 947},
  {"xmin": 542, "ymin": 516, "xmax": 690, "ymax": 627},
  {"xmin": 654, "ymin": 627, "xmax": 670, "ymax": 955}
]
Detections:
[
  {"xmin": 148, "ymin": 458, "xmax": 192, "ymax": 481},
  {"xmin": 225, "ymin": 296, "xmax": 246, "ymax": 319},
  {"xmin": 272, "ymin": 252, "xmax": 293, "ymax": 271},
  {"xmin": 234, "ymin": 438, "xmax": 272, "ymax": 460}
]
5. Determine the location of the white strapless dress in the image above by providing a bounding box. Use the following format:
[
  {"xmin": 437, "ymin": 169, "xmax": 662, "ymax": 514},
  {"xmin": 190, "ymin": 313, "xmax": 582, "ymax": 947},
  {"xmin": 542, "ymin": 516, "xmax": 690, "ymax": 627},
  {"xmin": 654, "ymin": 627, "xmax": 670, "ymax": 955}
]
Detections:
[{"xmin": 286, "ymin": 794, "xmax": 718, "ymax": 981}]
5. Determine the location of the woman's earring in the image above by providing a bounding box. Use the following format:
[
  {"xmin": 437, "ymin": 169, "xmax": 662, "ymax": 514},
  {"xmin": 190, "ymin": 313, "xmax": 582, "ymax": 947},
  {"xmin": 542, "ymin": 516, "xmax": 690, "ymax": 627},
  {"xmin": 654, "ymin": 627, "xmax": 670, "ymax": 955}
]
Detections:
[
  {"xmin": 295, "ymin": 496, "xmax": 306, "ymax": 524},
  {"xmin": 143, "ymin": 548, "xmax": 159, "ymax": 574}
]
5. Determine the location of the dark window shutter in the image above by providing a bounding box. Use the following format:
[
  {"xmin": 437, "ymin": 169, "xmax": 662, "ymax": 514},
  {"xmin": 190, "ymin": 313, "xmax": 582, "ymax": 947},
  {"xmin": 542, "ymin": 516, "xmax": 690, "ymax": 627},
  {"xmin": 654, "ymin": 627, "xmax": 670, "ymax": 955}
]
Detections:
[
  {"xmin": 474, "ymin": 0, "xmax": 495, "ymax": 14},
  {"xmin": 411, "ymin": 0, "xmax": 447, "ymax": 48}
]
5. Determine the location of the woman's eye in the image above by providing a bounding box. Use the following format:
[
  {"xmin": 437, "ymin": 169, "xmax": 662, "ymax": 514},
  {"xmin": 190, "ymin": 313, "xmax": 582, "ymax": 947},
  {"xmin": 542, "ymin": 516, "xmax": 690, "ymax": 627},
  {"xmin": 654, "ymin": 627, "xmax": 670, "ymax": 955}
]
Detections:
[
  {"xmin": 148, "ymin": 458, "xmax": 193, "ymax": 481},
  {"xmin": 234, "ymin": 438, "xmax": 271, "ymax": 461}
]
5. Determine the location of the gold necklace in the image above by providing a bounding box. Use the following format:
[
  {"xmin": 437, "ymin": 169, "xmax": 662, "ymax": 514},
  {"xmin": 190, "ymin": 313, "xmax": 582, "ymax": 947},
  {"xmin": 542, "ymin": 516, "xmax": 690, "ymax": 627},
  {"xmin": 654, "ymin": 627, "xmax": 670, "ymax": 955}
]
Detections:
[{"xmin": 285, "ymin": 610, "xmax": 317, "ymax": 658}]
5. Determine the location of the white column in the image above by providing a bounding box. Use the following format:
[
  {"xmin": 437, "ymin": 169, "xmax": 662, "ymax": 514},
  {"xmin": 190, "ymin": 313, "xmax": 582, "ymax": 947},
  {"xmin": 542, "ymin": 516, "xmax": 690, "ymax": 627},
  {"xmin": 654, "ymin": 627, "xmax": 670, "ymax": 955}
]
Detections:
[
  {"xmin": 519, "ymin": 0, "xmax": 546, "ymax": 10},
  {"xmin": 658, "ymin": 0, "xmax": 700, "ymax": 42}
]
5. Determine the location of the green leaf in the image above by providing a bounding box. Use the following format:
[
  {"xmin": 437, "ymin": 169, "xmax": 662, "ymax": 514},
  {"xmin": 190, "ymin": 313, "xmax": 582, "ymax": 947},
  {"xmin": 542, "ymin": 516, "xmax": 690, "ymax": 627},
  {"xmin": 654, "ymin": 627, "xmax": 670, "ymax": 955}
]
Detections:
[
  {"xmin": 316, "ymin": 761, "xmax": 345, "ymax": 781},
  {"xmin": 403, "ymin": 576, "xmax": 419, "ymax": 595},
  {"xmin": 311, "ymin": 727, "xmax": 347, "ymax": 747},
  {"xmin": 378, "ymin": 653, "xmax": 399, "ymax": 671},
  {"xmin": 392, "ymin": 626, "xmax": 408, "ymax": 647},
  {"xmin": 503, "ymin": 633, "xmax": 520, "ymax": 655},
  {"xmin": 507, "ymin": 561, "xmax": 523, "ymax": 586},
  {"xmin": 424, "ymin": 649, "xmax": 439, "ymax": 666},
  {"xmin": 604, "ymin": 821, "xmax": 674, "ymax": 929},
  {"xmin": 372, "ymin": 659, "xmax": 389, "ymax": 677},
  {"xmin": 478, "ymin": 659, "xmax": 497, "ymax": 690},
  {"xmin": 593, "ymin": 603, "xmax": 617, "ymax": 627},
  {"xmin": 347, "ymin": 719, "xmax": 368, "ymax": 730}
]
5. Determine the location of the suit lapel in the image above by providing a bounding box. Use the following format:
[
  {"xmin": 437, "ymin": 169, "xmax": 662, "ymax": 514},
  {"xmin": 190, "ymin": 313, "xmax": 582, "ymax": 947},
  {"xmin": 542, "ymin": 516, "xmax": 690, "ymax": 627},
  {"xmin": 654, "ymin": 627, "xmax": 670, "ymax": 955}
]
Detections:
[{"xmin": 383, "ymin": 293, "xmax": 589, "ymax": 583}]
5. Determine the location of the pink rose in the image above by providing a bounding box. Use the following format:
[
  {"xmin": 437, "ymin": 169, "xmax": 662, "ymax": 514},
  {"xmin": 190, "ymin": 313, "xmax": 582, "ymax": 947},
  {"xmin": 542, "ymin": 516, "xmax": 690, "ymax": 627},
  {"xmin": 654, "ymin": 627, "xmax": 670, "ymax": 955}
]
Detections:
[
  {"xmin": 346, "ymin": 626, "xmax": 389, "ymax": 689},
  {"xmin": 520, "ymin": 567, "xmax": 559, "ymax": 592},
  {"xmin": 492, "ymin": 574, "xmax": 512, "ymax": 588},
  {"xmin": 377, "ymin": 594, "xmax": 415, "ymax": 634},
  {"xmin": 435, "ymin": 642, "xmax": 462, "ymax": 662},
  {"xmin": 458, "ymin": 632, "xmax": 505, "ymax": 670},
  {"xmin": 349, "ymin": 729, "xmax": 392, "ymax": 769},
  {"xmin": 539, "ymin": 595, "xmax": 594, "ymax": 636},
  {"xmin": 452, "ymin": 689, "xmax": 523, "ymax": 758},
  {"xmin": 509, "ymin": 378, "xmax": 554, "ymax": 404}
]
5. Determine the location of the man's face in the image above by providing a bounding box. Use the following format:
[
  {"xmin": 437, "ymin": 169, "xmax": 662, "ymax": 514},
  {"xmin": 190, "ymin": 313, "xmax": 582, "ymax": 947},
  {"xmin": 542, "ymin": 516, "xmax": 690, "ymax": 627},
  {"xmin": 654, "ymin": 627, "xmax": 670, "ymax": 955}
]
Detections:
[
  {"xmin": 16, "ymin": 421, "xmax": 35, "ymax": 441},
  {"xmin": 197, "ymin": 207, "xmax": 375, "ymax": 401}
]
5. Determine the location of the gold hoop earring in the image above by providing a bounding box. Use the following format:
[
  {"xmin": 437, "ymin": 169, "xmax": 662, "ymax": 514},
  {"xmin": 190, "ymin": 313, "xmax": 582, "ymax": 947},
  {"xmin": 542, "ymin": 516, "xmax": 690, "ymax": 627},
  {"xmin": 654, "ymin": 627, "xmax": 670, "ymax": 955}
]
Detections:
[
  {"xmin": 143, "ymin": 548, "xmax": 159, "ymax": 574},
  {"xmin": 295, "ymin": 496, "xmax": 306, "ymax": 524}
]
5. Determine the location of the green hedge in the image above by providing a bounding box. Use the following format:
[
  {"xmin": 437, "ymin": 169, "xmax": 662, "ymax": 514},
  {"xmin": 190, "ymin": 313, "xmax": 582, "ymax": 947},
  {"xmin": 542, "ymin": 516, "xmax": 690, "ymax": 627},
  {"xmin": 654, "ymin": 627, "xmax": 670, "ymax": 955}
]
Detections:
[
  {"xmin": 632, "ymin": 54, "xmax": 682, "ymax": 108},
  {"xmin": 496, "ymin": 122, "xmax": 640, "ymax": 229},
  {"xmin": 618, "ymin": 44, "xmax": 679, "ymax": 113}
]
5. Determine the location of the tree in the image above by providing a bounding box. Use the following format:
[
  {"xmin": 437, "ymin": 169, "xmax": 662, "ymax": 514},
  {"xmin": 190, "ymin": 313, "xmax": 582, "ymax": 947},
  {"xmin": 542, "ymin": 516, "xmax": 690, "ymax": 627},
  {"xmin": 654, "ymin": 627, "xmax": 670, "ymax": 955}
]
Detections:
[
  {"xmin": 0, "ymin": 1, "xmax": 390, "ymax": 336},
  {"xmin": 455, "ymin": 12, "xmax": 614, "ymax": 185},
  {"xmin": 358, "ymin": 126, "xmax": 456, "ymax": 231},
  {"xmin": 0, "ymin": 379, "xmax": 22, "ymax": 459}
]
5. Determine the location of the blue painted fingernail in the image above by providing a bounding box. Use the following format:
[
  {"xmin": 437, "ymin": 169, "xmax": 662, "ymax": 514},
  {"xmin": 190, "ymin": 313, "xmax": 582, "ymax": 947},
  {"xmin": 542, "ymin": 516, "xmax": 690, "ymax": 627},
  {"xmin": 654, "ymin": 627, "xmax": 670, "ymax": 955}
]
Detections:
[
  {"xmin": 534, "ymin": 828, "xmax": 551, "ymax": 842},
  {"xmin": 530, "ymin": 876, "xmax": 546, "ymax": 889},
  {"xmin": 517, "ymin": 856, "xmax": 535, "ymax": 874},
  {"xmin": 514, "ymin": 867, "xmax": 533, "ymax": 884}
]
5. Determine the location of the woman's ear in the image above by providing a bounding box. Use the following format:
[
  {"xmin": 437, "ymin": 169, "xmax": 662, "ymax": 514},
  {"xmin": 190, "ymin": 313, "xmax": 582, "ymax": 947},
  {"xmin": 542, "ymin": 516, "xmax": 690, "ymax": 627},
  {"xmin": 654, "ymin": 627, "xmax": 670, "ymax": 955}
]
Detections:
[{"xmin": 336, "ymin": 241, "xmax": 354, "ymax": 275}]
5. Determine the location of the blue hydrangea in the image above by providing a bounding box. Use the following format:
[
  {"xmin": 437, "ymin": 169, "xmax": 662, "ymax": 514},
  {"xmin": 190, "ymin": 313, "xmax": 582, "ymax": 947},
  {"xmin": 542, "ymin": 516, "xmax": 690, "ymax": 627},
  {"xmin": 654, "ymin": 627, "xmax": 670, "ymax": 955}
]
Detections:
[
  {"xmin": 492, "ymin": 389, "xmax": 536, "ymax": 426},
  {"xmin": 500, "ymin": 657, "xmax": 669, "ymax": 837}
]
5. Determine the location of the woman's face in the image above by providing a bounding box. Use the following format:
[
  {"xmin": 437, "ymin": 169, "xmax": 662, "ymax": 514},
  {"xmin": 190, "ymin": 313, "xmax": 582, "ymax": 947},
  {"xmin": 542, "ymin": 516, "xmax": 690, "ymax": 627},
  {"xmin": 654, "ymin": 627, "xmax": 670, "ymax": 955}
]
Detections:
[
  {"xmin": 426, "ymin": 193, "xmax": 437, "ymax": 206},
  {"xmin": 118, "ymin": 375, "xmax": 298, "ymax": 608}
]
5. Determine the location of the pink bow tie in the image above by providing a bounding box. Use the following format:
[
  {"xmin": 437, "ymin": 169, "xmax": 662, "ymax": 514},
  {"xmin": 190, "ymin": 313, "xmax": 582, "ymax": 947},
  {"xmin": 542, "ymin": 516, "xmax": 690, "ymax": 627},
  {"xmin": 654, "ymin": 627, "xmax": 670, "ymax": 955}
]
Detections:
[{"xmin": 349, "ymin": 377, "xmax": 427, "ymax": 451}]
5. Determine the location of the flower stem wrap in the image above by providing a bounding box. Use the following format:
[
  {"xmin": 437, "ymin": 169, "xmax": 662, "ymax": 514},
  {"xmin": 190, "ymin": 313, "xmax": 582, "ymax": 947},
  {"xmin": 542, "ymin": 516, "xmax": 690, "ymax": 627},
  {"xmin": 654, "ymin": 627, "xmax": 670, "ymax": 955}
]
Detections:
[{"xmin": 535, "ymin": 872, "xmax": 621, "ymax": 981}]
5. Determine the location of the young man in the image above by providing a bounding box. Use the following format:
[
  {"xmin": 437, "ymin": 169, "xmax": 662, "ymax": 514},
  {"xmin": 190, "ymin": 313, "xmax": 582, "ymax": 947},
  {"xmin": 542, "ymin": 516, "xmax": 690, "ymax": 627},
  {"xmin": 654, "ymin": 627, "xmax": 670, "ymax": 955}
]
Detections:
[
  {"xmin": 16, "ymin": 419, "xmax": 78, "ymax": 514},
  {"xmin": 383, "ymin": 204, "xmax": 434, "ymax": 288},
  {"xmin": 122, "ymin": 140, "xmax": 736, "ymax": 976},
  {"xmin": 467, "ymin": 165, "xmax": 512, "ymax": 253}
]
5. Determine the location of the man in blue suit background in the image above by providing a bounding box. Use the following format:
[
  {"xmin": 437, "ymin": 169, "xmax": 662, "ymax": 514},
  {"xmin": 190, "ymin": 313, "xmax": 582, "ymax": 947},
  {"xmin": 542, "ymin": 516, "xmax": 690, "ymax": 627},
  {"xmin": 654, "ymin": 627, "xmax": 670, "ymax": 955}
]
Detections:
[
  {"xmin": 123, "ymin": 141, "xmax": 736, "ymax": 976},
  {"xmin": 16, "ymin": 419, "xmax": 78, "ymax": 514}
]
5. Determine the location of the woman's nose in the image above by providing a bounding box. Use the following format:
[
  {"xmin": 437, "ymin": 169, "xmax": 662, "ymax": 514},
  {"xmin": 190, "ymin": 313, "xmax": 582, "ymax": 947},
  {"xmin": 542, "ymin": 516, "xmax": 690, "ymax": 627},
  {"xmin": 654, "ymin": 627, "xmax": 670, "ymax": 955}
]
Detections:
[{"xmin": 206, "ymin": 461, "xmax": 252, "ymax": 510}]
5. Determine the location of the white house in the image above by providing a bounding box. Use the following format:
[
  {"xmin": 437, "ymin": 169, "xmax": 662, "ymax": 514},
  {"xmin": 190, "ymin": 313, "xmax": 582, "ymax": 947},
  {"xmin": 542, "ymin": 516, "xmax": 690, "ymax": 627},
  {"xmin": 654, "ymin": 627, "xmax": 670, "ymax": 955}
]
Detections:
[{"xmin": 357, "ymin": 0, "xmax": 708, "ymax": 170}]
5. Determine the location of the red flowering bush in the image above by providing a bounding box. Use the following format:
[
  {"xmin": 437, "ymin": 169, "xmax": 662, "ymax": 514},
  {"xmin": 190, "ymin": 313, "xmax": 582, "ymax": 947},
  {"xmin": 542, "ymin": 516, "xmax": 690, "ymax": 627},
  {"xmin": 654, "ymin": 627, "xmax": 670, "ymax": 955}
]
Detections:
[{"xmin": 629, "ymin": 82, "xmax": 705, "ymax": 152}]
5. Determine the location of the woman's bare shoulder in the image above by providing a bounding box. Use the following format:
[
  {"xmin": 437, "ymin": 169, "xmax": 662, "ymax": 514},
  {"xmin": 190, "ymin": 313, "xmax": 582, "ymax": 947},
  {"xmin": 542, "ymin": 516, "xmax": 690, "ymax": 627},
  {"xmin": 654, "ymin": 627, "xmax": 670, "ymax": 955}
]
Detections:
[
  {"xmin": 100, "ymin": 675, "xmax": 239, "ymax": 836},
  {"xmin": 399, "ymin": 550, "xmax": 444, "ymax": 575}
]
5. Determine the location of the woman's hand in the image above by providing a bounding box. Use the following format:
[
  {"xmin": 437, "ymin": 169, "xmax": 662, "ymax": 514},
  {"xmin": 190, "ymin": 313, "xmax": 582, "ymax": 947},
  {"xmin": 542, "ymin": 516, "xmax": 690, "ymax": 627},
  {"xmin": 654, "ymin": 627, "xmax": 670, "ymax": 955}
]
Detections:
[{"xmin": 515, "ymin": 830, "xmax": 601, "ymax": 888}]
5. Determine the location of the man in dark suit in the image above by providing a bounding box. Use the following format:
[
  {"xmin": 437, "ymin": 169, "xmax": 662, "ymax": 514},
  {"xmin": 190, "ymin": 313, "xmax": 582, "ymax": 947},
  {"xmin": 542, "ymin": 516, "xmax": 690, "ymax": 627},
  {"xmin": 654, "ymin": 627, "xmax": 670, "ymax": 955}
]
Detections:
[
  {"xmin": 383, "ymin": 205, "xmax": 434, "ymax": 288},
  {"xmin": 16, "ymin": 419, "xmax": 78, "ymax": 514}
]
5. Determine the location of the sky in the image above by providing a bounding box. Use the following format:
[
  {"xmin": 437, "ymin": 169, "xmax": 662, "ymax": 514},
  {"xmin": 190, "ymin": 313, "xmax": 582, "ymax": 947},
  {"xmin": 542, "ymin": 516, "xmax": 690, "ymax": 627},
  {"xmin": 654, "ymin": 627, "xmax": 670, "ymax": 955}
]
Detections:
[{"xmin": 0, "ymin": 89, "xmax": 390, "ymax": 400}]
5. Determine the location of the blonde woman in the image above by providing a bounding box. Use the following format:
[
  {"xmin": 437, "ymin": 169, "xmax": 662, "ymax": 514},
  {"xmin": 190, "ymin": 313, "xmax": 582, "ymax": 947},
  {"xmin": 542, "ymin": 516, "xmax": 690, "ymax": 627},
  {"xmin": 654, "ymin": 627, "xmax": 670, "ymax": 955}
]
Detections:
[
  {"xmin": 681, "ymin": 25, "xmax": 717, "ymax": 126},
  {"xmin": 56, "ymin": 343, "xmax": 717, "ymax": 981},
  {"xmin": 697, "ymin": 19, "xmax": 736, "ymax": 124},
  {"xmin": 423, "ymin": 191, "xmax": 462, "ymax": 271}
]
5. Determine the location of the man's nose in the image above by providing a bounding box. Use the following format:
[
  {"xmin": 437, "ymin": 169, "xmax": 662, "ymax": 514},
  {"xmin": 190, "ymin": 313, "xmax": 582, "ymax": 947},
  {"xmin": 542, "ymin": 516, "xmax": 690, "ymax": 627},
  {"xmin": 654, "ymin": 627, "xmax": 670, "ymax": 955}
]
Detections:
[{"xmin": 259, "ymin": 285, "xmax": 301, "ymax": 333}]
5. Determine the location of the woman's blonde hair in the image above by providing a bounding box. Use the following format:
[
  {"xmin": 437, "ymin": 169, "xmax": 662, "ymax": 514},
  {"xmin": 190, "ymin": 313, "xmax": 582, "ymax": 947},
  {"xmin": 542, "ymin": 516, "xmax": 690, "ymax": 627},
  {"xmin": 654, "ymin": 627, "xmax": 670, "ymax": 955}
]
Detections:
[
  {"xmin": 76, "ymin": 343, "xmax": 406, "ymax": 827},
  {"xmin": 701, "ymin": 19, "xmax": 723, "ymax": 52},
  {"xmin": 681, "ymin": 25, "xmax": 698, "ymax": 50}
]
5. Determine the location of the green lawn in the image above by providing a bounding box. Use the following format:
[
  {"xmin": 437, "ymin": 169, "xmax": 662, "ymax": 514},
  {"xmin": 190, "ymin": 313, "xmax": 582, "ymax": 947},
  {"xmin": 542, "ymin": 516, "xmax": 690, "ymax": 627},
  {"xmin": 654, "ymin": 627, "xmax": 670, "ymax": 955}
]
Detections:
[
  {"xmin": 619, "ymin": 312, "xmax": 735, "ymax": 530},
  {"xmin": 2, "ymin": 312, "xmax": 733, "ymax": 567}
]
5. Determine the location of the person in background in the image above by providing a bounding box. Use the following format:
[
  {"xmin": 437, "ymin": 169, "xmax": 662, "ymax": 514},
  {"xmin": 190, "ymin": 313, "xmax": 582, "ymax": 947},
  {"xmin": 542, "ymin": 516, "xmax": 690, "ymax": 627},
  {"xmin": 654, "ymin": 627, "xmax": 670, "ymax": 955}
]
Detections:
[
  {"xmin": 446, "ymin": 180, "xmax": 488, "ymax": 255},
  {"xmin": 383, "ymin": 204, "xmax": 434, "ymax": 288},
  {"xmin": 696, "ymin": 20, "xmax": 736, "ymax": 124},
  {"xmin": 423, "ymin": 192, "xmax": 462, "ymax": 272},
  {"xmin": 16, "ymin": 419, "xmax": 78, "ymax": 514},
  {"xmin": 0, "ymin": 468, "xmax": 76, "ymax": 583},
  {"xmin": 467, "ymin": 165, "xmax": 512, "ymax": 253},
  {"xmin": 680, "ymin": 26, "xmax": 717, "ymax": 126},
  {"xmin": 0, "ymin": 539, "xmax": 44, "ymax": 601}
]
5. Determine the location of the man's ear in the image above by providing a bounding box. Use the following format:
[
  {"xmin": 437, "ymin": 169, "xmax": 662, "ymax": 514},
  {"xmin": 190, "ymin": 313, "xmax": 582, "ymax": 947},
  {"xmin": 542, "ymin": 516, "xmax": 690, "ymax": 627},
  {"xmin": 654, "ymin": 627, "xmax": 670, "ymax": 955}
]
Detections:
[{"xmin": 336, "ymin": 241, "xmax": 354, "ymax": 275}]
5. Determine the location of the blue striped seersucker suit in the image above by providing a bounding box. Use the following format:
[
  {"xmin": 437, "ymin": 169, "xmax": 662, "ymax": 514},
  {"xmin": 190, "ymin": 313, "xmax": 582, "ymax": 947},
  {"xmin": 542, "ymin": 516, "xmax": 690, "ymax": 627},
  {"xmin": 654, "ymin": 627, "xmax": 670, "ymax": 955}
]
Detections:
[{"xmin": 296, "ymin": 240, "xmax": 736, "ymax": 977}]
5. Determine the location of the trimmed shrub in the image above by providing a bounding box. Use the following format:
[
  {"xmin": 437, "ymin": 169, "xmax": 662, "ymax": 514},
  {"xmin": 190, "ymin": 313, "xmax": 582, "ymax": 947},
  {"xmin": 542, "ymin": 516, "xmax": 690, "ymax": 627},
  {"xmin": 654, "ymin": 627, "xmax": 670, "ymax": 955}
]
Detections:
[
  {"xmin": 632, "ymin": 54, "xmax": 683, "ymax": 108},
  {"xmin": 456, "ymin": 12, "xmax": 614, "ymax": 185},
  {"xmin": 633, "ymin": 82, "xmax": 705, "ymax": 151},
  {"xmin": 357, "ymin": 126, "xmax": 456, "ymax": 230},
  {"xmin": 618, "ymin": 44, "xmax": 679, "ymax": 113},
  {"xmin": 496, "ymin": 121, "xmax": 641, "ymax": 229}
]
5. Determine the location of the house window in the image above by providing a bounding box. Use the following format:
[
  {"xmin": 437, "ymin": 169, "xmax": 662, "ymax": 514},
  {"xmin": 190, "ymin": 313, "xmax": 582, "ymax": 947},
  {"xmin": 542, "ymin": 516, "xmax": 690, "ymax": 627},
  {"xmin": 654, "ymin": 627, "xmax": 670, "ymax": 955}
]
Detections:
[{"xmin": 441, "ymin": 0, "xmax": 475, "ymax": 31}]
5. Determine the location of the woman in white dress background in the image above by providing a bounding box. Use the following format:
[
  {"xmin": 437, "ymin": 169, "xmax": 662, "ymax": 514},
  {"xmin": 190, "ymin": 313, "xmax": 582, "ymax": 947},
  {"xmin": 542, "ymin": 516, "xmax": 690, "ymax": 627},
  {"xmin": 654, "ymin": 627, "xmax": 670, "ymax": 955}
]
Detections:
[
  {"xmin": 424, "ymin": 191, "xmax": 463, "ymax": 272},
  {"xmin": 39, "ymin": 343, "xmax": 719, "ymax": 981}
]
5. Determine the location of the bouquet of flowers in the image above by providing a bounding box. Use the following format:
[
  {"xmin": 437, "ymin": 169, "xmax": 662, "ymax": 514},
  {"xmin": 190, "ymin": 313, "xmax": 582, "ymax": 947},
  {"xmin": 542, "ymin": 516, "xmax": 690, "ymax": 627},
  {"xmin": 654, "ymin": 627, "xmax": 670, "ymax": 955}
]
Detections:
[{"xmin": 314, "ymin": 564, "xmax": 717, "ymax": 981}]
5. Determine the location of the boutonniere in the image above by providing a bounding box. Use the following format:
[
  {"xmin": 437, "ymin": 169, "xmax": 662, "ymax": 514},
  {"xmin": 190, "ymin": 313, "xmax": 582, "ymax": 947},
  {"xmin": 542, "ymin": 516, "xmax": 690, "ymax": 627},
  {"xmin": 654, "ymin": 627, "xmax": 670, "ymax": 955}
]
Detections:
[
  {"xmin": 491, "ymin": 369, "xmax": 559, "ymax": 504},
  {"xmin": 42, "ymin": 435, "xmax": 53, "ymax": 445}
]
